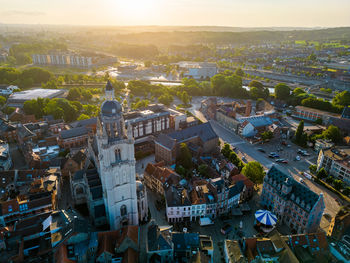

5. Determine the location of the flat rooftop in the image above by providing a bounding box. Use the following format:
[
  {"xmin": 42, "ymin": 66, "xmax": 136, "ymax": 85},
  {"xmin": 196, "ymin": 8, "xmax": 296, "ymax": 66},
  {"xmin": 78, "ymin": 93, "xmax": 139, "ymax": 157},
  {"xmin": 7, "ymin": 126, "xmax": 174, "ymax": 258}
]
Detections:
[{"xmin": 8, "ymin": 89, "xmax": 65, "ymax": 103}]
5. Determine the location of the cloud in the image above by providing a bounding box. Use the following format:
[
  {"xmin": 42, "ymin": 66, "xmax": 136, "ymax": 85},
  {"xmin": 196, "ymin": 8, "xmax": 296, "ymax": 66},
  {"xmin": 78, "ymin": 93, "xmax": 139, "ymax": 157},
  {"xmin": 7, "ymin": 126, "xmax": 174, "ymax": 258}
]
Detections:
[{"xmin": 1, "ymin": 10, "xmax": 46, "ymax": 17}]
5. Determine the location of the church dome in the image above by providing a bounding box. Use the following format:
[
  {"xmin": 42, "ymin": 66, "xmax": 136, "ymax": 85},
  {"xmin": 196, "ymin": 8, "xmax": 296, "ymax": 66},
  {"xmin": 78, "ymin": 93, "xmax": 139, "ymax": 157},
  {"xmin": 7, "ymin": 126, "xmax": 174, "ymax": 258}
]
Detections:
[{"xmin": 101, "ymin": 100, "xmax": 122, "ymax": 116}]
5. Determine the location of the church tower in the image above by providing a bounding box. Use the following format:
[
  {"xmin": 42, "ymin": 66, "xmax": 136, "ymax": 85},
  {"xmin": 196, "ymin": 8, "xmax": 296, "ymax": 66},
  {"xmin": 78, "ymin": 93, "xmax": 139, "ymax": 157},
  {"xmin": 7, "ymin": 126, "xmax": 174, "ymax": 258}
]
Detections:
[{"xmin": 94, "ymin": 80, "xmax": 138, "ymax": 229}]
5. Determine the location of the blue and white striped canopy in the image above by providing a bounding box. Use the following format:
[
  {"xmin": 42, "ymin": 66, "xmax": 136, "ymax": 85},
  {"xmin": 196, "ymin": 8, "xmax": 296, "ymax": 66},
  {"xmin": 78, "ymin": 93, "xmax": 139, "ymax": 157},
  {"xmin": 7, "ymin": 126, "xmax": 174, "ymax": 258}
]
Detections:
[{"xmin": 255, "ymin": 210, "xmax": 277, "ymax": 226}]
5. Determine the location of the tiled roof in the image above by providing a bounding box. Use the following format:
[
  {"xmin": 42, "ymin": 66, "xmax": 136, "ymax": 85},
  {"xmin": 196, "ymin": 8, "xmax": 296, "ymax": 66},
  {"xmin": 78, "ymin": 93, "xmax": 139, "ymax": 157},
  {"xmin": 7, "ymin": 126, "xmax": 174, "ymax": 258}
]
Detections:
[
  {"xmin": 230, "ymin": 173, "xmax": 254, "ymax": 188},
  {"xmin": 60, "ymin": 127, "xmax": 88, "ymax": 139},
  {"xmin": 122, "ymin": 247, "xmax": 138, "ymax": 263},
  {"xmin": 266, "ymin": 166, "xmax": 319, "ymax": 210},
  {"xmin": 116, "ymin": 225, "xmax": 139, "ymax": 248},
  {"xmin": 97, "ymin": 230, "xmax": 120, "ymax": 257}
]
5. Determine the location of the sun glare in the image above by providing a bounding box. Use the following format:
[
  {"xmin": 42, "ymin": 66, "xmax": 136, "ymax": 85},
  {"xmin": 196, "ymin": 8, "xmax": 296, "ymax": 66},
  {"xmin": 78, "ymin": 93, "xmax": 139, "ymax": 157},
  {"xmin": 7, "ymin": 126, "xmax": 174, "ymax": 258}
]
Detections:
[{"xmin": 112, "ymin": 0, "xmax": 158, "ymax": 22}]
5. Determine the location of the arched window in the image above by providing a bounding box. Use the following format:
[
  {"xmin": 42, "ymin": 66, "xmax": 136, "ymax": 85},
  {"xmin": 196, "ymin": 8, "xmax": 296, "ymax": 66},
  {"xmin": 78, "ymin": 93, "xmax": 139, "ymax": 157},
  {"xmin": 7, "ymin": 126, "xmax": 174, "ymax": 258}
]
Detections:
[
  {"xmin": 115, "ymin": 149, "xmax": 121, "ymax": 162},
  {"xmin": 120, "ymin": 205, "xmax": 127, "ymax": 217}
]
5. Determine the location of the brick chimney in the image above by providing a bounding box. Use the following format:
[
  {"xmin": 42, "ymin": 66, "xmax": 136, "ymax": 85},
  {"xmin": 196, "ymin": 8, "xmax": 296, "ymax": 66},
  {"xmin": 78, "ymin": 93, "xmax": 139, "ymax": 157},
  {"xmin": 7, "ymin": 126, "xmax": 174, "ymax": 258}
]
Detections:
[{"xmin": 245, "ymin": 100, "xmax": 252, "ymax": 116}]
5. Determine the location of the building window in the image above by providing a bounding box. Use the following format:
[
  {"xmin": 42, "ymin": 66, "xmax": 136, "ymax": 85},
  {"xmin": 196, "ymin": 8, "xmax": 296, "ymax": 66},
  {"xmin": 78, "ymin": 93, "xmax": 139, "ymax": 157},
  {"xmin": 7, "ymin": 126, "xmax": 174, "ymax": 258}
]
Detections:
[
  {"xmin": 120, "ymin": 205, "xmax": 127, "ymax": 217},
  {"xmin": 115, "ymin": 149, "xmax": 121, "ymax": 162}
]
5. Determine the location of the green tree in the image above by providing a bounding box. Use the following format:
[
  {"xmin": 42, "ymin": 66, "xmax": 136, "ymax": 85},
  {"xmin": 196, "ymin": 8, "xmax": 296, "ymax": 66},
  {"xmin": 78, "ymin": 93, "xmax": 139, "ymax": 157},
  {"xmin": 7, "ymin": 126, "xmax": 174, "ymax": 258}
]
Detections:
[
  {"xmin": 77, "ymin": 114, "xmax": 90, "ymax": 121},
  {"xmin": 333, "ymin": 91, "xmax": 350, "ymax": 107},
  {"xmin": 235, "ymin": 68, "xmax": 244, "ymax": 77},
  {"xmin": 275, "ymin": 83, "xmax": 291, "ymax": 100},
  {"xmin": 315, "ymin": 118, "xmax": 323, "ymax": 125},
  {"xmin": 261, "ymin": 131, "xmax": 273, "ymax": 141},
  {"xmin": 176, "ymin": 143, "xmax": 192, "ymax": 170},
  {"xmin": 295, "ymin": 120, "xmax": 304, "ymax": 144},
  {"xmin": 81, "ymin": 89, "xmax": 93, "ymax": 101},
  {"xmin": 241, "ymin": 161, "xmax": 265, "ymax": 185},
  {"xmin": 221, "ymin": 143, "xmax": 231, "ymax": 158},
  {"xmin": 316, "ymin": 168, "xmax": 328, "ymax": 180},
  {"xmin": 3, "ymin": 107, "xmax": 15, "ymax": 115},
  {"xmin": 249, "ymin": 80, "xmax": 264, "ymax": 90},
  {"xmin": 181, "ymin": 91, "xmax": 190, "ymax": 105},
  {"xmin": 343, "ymin": 187, "xmax": 350, "ymax": 196},
  {"xmin": 198, "ymin": 164, "xmax": 209, "ymax": 178},
  {"xmin": 0, "ymin": 96, "xmax": 6, "ymax": 107},
  {"xmin": 333, "ymin": 179, "xmax": 344, "ymax": 191},
  {"xmin": 158, "ymin": 93, "xmax": 173, "ymax": 106},
  {"xmin": 67, "ymin": 88, "xmax": 81, "ymax": 101},
  {"xmin": 309, "ymin": 165, "xmax": 317, "ymax": 174},
  {"xmin": 322, "ymin": 125, "xmax": 342, "ymax": 143}
]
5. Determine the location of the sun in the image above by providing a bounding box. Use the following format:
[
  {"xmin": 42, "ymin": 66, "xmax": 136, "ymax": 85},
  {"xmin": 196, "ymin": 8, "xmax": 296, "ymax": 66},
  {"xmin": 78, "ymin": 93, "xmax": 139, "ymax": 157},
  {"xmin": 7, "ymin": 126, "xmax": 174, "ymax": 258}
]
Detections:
[{"xmin": 112, "ymin": 0, "xmax": 158, "ymax": 22}]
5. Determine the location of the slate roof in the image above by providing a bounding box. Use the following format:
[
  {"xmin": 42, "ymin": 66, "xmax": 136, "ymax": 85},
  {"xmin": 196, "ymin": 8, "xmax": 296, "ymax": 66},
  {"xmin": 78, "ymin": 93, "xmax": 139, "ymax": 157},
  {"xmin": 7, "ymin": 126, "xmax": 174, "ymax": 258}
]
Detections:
[
  {"xmin": 165, "ymin": 186, "xmax": 191, "ymax": 207},
  {"xmin": 0, "ymin": 118, "xmax": 16, "ymax": 132},
  {"xmin": 266, "ymin": 166, "xmax": 320, "ymax": 210},
  {"xmin": 240, "ymin": 116, "xmax": 273, "ymax": 128},
  {"xmin": 147, "ymin": 224, "xmax": 172, "ymax": 252},
  {"xmin": 228, "ymin": 181, "xmax": 244, "ymax": 199},
  {"xmin": 70, "ymin": 117, "xmax": 97, "ymax": 129},
  {"xmin": 172, "ymin": 232, "xmax": 199, "ymax": 251},
  {"xmin": 60, "ymin": 127, "xmax": 88, "ymax": 139},
  {"xmin": 155, "ymin": 134, "xmax": 176, "ymax": 150},
  {"xmin": 168, "ymin": 122, "xmax": 218, "ymax": 143},
  {"xmin": 71, "ymin": 150, "xmax": 87, "ymax": 165}
]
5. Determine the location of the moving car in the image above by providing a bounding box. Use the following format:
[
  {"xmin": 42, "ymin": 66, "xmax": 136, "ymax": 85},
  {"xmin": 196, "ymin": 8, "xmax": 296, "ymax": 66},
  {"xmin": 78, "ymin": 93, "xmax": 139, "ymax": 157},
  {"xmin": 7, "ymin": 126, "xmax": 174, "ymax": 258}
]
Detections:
[{"xmin": 295, "ymin": 155, "xmax": 301, "ymax": 161}]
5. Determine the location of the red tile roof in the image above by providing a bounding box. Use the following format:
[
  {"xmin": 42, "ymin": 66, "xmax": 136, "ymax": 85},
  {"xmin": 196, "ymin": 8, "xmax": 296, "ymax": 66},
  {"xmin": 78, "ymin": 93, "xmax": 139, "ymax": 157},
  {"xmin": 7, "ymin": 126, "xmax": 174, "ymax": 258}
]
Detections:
[
  {"xmin": 230, "ymin": 174, "xmax": 254, "ymax": 188},
  {"xmin": 55, "ymin": 244, "xmax": 75, "ymax": 263}
]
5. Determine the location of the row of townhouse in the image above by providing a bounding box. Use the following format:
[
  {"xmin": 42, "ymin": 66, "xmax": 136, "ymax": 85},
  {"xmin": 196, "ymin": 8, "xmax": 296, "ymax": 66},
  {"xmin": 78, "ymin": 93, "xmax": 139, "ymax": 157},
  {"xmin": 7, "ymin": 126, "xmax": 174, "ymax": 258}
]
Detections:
[{"xmin": 164, "ymin": 178, "xmax": 244, "ymax": 223}]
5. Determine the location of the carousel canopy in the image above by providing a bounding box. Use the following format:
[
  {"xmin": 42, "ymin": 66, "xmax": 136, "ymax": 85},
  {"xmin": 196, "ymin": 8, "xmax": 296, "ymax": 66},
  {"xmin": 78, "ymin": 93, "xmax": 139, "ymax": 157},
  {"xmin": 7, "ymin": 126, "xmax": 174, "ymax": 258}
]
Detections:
[{"xmin": 255, "ymin": 210, "xmax": 277, "ymax": 226}]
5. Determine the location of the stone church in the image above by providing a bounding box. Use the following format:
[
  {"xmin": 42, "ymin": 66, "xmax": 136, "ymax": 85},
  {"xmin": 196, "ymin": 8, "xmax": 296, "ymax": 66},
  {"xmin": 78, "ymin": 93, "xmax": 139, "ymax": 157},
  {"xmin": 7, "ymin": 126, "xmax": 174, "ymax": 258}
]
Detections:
[{"xmin": 70, "ymin": 81, "xmax": 148, "ymax": 230}]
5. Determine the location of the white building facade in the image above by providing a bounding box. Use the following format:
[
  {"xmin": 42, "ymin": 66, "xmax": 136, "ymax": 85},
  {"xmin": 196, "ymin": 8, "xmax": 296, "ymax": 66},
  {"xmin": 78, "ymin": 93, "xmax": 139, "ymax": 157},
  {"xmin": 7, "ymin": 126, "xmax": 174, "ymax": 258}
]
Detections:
[{"xmin": 91, "ymin": 81, "xmax": 139, "ymax": 230}]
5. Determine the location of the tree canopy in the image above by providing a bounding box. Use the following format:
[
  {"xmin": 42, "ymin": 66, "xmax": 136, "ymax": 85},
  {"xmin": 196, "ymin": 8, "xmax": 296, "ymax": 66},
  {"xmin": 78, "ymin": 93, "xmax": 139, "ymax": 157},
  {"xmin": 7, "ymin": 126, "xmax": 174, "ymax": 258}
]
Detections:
[
  {"xmin": 274, "ymin": 83, "xmax": 291, "ymax": 99},
  {"xmin": 242, "ymin": 161, "xmax": 265, "ymax": 185}
]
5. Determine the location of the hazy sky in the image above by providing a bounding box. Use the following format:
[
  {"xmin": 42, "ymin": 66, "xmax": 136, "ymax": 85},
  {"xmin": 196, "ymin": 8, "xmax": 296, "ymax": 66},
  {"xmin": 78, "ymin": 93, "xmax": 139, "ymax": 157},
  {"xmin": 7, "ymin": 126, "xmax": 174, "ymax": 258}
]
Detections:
[{"xmin": 0, "ymin": 0, "xmax": 349, "ymax": 27}]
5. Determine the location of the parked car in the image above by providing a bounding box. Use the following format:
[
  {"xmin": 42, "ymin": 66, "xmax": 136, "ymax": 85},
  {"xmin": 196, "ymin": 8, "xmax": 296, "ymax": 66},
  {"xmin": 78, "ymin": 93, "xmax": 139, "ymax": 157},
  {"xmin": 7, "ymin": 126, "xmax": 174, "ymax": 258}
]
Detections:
[
  {"xmin": 221, "ymin": 224, "xmax": 233, "ymax": 235},
  {"xmin": 257, "ymin": 148, "xmax": 266, "ymax": 153}
]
